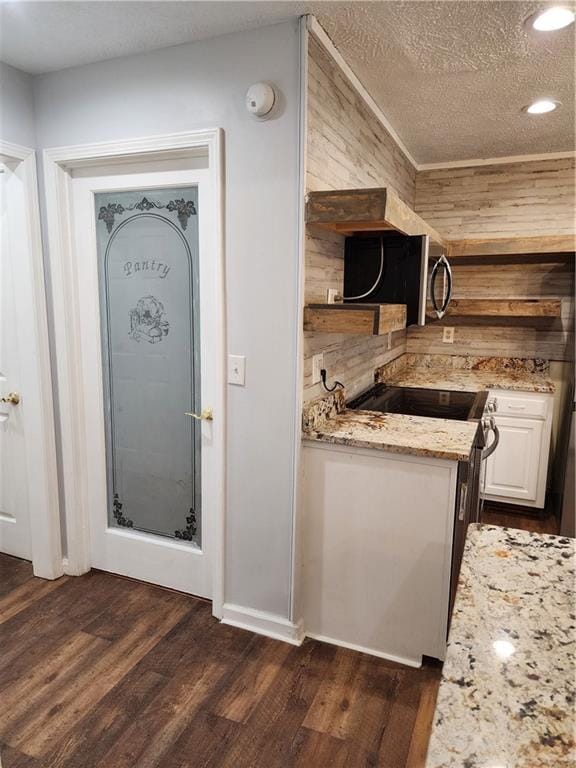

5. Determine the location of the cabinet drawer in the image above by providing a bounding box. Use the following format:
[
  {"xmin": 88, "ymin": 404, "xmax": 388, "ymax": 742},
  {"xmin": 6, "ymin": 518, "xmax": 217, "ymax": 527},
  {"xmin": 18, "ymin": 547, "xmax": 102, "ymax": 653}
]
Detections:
[{"xmin": 491, "ymin": 392, "xmax": 549, "ymax": 420}]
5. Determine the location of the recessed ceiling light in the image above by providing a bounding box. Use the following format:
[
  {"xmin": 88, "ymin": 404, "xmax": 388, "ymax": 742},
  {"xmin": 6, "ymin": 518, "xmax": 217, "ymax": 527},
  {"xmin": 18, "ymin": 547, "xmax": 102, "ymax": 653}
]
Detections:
[
  {"xmin": 524, "ymin": 99, "xmax": 560, "ymax": 114},
  {"xmin": 531, "ymin": 6, "xmax": 575, "ymax": 31}
]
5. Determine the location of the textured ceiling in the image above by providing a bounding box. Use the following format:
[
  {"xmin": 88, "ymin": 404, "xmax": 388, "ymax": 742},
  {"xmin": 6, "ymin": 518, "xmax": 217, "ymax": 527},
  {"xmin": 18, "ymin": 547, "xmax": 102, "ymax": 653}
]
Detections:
[
  {"xmin": 317, "ymin": 1, "xmax": 576, "ymax": 163},
  {"xmin": 0, "ymin": 1, "xmax": 574, "ymax": 163}
]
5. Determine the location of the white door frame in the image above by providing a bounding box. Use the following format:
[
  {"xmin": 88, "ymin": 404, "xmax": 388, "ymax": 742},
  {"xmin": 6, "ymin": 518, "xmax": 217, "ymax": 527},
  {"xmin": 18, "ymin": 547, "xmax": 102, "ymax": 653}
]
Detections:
[
  {"xmin": 0, "ymin": 140, "xmax": 61, "ymax": 578},
  {"xmin": 42, "ymin": 130, "xmax": 226, "ymax": 616}
]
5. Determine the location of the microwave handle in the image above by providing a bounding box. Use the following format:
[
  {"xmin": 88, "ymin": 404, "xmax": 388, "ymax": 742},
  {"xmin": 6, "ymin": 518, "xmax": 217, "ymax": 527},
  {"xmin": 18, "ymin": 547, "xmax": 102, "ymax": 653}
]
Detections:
[{"xmin": 430, "ymin": 255, "xmax": 452, "ymax": 319}]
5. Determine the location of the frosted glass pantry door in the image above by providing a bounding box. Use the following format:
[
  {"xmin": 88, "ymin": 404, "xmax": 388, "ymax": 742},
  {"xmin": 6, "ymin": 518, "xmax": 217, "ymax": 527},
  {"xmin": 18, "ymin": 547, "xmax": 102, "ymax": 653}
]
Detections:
[
  {"xmin": 70, "ymin": 155, "xmax": 221, "ymax": 599},
  {"xmin": 95, "ymin": 188, "xmax": 201, "ymax": 545}
]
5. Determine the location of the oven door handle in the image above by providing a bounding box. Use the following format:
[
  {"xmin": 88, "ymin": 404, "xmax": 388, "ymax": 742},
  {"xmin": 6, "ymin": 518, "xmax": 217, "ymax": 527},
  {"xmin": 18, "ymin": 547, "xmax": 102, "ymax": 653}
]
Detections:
[
  {"xmin": 430, "ymin": 255, "xmax": 453, "ymax": 319},
  {"xmin": 482, "ymin": 417, "xmax": 500, "ymax": 460}
]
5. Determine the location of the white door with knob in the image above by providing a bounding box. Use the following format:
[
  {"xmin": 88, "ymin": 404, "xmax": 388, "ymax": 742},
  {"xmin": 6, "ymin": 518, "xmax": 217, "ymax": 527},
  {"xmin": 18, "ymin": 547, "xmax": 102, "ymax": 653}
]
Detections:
[
  {"xmin": 0, "ymin": 146, "xmax": 59, "ymax": 574},
  {"xmin": 0, "ymin": 163, "xmax": 31, "ymax": 559},
  {"xmin": 69, "ymin": 159, "xmax": 222, "ymax": 598}
]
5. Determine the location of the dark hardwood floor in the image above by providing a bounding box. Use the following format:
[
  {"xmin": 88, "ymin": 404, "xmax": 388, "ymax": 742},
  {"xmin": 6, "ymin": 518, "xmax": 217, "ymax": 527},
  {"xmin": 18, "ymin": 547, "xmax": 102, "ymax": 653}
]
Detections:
[
  {"xmin": 0, "ymin": 553, "xmax": 441, "ymax": 768},
  {"xmin": 481, "ymin": 499, "xmax": 559, "ymax": 535},
  {"xmin": 0, "ymin": 502, "xmax": 552, "ymax": 767}
]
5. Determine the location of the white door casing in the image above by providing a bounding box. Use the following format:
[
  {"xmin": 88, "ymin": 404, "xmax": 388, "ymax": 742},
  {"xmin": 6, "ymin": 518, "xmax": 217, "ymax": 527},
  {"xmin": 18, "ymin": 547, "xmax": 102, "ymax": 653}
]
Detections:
[
  {"xmin": 0, "ymin": 142, "xmax": 61, "ymax": 577},
  {"xmin": 43, "ymin": 131, "xmax": 225, "ymax": 612}
]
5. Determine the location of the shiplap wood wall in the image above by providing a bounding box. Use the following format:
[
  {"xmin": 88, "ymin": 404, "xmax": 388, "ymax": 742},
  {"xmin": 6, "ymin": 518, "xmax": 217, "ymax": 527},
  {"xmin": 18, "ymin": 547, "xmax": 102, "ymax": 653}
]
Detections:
[
  {"xmin": 413, "ymin": 160, "xmax": 575, "ymax": 361},
  {"xmin": 415, "ymin": 158, "xmax": 576, "ymax": 240},
  {"xmin": 304, "ymin": 36, "xmax": 416, "ymax": 402},
  {"xmin": 408, "ymin": 254, "xmax": 575, "ymax": 361},
  {"xmin": 307, "ymin": 37, "xmax": 416, "ymax": 205}
]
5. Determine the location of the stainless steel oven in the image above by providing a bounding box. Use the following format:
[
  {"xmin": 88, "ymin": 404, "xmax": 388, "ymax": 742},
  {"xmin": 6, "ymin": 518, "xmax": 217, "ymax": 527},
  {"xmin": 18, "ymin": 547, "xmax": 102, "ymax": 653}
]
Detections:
[{"xmin": 449, "ymin": 397, "xmax": 499, "ymax": 618}]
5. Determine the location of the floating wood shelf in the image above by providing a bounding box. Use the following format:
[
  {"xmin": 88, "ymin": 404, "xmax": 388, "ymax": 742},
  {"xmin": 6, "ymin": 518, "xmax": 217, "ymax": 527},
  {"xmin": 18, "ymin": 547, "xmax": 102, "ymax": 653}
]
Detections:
[
  {"xmin": 443, "ymin": 299, "xmax": 562, "ymax": 318},
  {"xmin": 306, "ymin": 187, "xmax": 445, "ymax": 245},
  {"xmin": 447, "ymin": 235, "xmax": 576, "ymax": 258},
  {"xmin": 304, "ymin": 303, "xmax": 407, "ymax": 336}
]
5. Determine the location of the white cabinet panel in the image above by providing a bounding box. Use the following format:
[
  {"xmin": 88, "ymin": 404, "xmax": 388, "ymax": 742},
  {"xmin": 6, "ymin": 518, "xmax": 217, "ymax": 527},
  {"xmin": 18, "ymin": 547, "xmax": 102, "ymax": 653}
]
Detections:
[
  {"xmin": 302, "ymin": 442, "xmax": 457, "ymax": 666},
  {"xmin": 484, "ymin": 416, "xmax": 543, "ymax": 502},
  {"xmin": 484, "ymin": 390, "xmax": 553, "ymax": 509}
]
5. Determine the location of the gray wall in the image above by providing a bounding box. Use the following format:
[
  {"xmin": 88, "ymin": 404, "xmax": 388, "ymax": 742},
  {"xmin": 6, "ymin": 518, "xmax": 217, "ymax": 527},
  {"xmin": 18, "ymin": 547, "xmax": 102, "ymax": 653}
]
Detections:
[
  {"xmin": 32, "ymin": 21, "xmax": 302, "ymax": 618},
  {"xmin": 0, "ymin": 61, "xmax": 36, "ymax": 147}
]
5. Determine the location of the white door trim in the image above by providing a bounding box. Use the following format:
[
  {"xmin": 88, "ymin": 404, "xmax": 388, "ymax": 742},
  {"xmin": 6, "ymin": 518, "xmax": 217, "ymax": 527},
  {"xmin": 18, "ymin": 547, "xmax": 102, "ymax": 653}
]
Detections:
[
  {"xmin": 42, "ymin": 129, "xmax": 226, "ymax": 617},
  {"xmin": 0, "ymin": 140, "xmax": 62, "ymax": 579}
]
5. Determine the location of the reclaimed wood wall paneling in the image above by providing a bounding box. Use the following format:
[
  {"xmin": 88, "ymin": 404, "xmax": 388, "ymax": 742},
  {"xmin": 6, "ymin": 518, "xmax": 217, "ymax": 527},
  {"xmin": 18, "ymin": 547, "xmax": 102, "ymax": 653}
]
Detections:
[
  {"xmin": 409, "ymin": 256, "xmax": 575, "ymax": 361},
  {"xmin": 304, "ymin": 37, "xmax": 415, "ymax": 402},
  {"xmin": 414, "ymin": 159, "xmax": 576, "ymax": 240}
]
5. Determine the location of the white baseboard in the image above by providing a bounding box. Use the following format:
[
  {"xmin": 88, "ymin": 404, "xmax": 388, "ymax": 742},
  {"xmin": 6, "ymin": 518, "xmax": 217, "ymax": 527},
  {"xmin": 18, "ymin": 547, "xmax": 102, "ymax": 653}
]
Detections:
[
  {"xmin": 221, "ymin": 603, "xmax": 304, "ymax": 646},
  {"xmin": 305, "ymin": 632, "xmax": 422, "ymax": 669}
]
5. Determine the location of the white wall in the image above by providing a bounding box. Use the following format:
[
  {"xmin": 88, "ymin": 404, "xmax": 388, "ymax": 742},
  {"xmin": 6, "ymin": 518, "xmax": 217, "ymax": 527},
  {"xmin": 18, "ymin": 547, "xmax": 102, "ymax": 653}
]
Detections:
[
  {"xmin": 0, "ymin": 62, "xmax": 36, "ymax": 147},
  {"xmin": 32, "ymin": 21, "xmax": 302, "ymax": 619}
]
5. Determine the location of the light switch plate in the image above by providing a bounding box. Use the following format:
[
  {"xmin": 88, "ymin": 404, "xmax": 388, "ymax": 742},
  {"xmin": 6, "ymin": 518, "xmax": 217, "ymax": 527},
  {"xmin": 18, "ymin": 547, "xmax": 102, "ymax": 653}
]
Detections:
[
  {"xmin": 312, "ymin": 353, "xmax": 324, "ymax": 385},
  {"xmin": 442, "ymin": 327, "xmax": 455, "ymax": 344},
  {"xmin": 228, "ymin": 354, "xmax": 246, "ymax": 386}
]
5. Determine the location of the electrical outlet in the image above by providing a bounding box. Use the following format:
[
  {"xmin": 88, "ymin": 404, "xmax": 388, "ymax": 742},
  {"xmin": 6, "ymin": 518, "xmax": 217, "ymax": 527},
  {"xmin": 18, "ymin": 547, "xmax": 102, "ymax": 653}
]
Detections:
[
  {"xmin": 228, "ymin": 354, "xmax": 246, "ymax": 385},
  {"xmin": 327, "ymin": 288, "xmax": 339, "ymax": 304},
  {"xmin": 442, "ymin": 327, "xmax": 455, "ymax": 344},
  {"xmin": 312, "ymin": 353, "xmax": 324, "ymax": 385}
]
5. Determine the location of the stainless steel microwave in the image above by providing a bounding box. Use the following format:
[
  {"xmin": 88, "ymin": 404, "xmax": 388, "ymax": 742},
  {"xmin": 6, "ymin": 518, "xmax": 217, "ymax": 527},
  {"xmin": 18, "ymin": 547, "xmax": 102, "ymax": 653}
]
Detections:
[{"xmin": 343, "ymin": 232, "xmax": 453, "ymax": 326}]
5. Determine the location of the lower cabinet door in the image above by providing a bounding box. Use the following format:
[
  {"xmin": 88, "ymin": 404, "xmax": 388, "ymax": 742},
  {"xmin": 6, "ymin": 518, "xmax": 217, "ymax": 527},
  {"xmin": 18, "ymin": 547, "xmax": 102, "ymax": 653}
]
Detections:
[{"xmin": 484, "ymin": 416, "xmax": 543, "ymax": 502}]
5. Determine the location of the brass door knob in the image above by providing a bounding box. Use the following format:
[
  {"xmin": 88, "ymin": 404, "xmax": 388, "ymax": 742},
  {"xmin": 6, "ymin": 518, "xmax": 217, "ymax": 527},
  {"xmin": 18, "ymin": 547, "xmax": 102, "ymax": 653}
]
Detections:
[
  {"xmin": 185, "ymin": 408, "xmax": 213, "ymax": 421},
  {"xmin": 0, "ymin": 392, "xmax": 20, "ymax": 405}
]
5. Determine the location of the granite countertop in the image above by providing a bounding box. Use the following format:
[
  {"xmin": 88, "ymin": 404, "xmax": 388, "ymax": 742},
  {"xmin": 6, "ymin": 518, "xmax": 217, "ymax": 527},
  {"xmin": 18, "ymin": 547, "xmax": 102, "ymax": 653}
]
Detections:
[
  {"xmin": 381, "ymin": 368, "xmax": 555, "ymax": 394},
  {"xmin": 377, "ymin": 355, "xmax": 555, "ymax": 394},
  {"xmin": 304, "ymin": 407, "xmax": 479, "ymax": 461},
  {"xmin": 426, "ymin": 524, "xmax": 575, "ymax": 768},
  {"xmin": 302, "ymin": 356, "xmax": 554, "ymax": 462}
]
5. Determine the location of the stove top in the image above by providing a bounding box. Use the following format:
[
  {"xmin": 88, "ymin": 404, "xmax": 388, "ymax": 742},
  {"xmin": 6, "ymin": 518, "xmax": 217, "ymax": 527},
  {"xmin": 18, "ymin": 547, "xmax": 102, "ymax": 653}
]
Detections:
[{"xmin": 347, "ymin": 384, "xmax": 487, "ymax": 422}]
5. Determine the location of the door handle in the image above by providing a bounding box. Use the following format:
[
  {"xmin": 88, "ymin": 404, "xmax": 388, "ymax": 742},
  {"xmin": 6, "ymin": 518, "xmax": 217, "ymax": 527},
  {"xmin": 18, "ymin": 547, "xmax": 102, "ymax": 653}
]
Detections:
[
  {"xmin": 185, "ymin": 408, "xmax": 213, "ymax": 421},
  {"xmin": 0, "ymin": 392, "xmax": 20, "ymax": 405}
]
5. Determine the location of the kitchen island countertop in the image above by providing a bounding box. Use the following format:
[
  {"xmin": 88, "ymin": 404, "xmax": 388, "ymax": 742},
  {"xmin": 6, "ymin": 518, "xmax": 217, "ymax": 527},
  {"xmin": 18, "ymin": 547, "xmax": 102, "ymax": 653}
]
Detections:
[{"xmin": 426, "ymin": 524, "xmax": 575, "ymax": 768}]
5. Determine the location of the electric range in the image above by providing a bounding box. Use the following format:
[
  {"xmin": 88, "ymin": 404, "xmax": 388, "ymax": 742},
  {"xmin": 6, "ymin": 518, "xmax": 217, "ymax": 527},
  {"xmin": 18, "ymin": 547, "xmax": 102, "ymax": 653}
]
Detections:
[{"xmin": 347, "ymin": 384, "xmax": 488, "ymax": 422}]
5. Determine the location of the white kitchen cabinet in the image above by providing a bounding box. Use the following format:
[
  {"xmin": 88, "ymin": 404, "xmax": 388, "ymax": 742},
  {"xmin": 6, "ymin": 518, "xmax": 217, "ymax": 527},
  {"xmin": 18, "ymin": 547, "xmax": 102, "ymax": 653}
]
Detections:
[
  {"xmin": 483, "ymin": 390, "xmax": 553, "ymax": 509},
  {"xmin": 301, "ymin": 441, "xmax": 457, "ymax": 667}
]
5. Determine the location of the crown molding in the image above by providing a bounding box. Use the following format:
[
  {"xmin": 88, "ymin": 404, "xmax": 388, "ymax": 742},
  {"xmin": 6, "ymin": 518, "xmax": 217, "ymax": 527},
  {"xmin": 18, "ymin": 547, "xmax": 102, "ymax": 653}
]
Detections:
[{"xmin": 417, "ymin": 150, "xmax": 576, "ymax": 171}]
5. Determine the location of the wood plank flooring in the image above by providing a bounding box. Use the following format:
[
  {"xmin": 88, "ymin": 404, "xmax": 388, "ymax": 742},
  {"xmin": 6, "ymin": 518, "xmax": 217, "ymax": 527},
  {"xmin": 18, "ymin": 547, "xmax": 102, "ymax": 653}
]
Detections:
[
  {"xmin": 481, "ymin": 501, "xmax": 559, "ymax": 535},
  {"xmin": 0, "ymin": 555, "xmax": 441, "ymax": 768}
]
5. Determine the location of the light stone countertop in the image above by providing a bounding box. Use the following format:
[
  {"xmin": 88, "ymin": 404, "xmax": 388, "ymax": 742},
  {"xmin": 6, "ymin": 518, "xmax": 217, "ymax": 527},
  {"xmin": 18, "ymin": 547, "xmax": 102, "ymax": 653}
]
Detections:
[
  {"xmin": 426, "ymin": 524, "xmax": 576, "ymax": 768},
  {"xmin": 303, "ymin": 408, "xmax": 479, "ymax": 461},
  {"xmin": 301, "ymin": 355, "xmax": 554, "ymax": 461},
  {"xmin": 379, "ymin": 367, "xmax": 555, "ymax": 394},
  {"xmin": 376, "ymin": 354, "xmax": 555, "ymax": 394}
]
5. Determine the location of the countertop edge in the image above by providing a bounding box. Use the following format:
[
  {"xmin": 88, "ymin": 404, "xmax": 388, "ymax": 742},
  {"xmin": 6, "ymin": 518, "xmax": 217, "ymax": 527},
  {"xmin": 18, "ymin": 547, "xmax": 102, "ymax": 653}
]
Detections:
[{"xmin": 302, "ymin": 430, "xmax": 471, "ymax": 462}]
